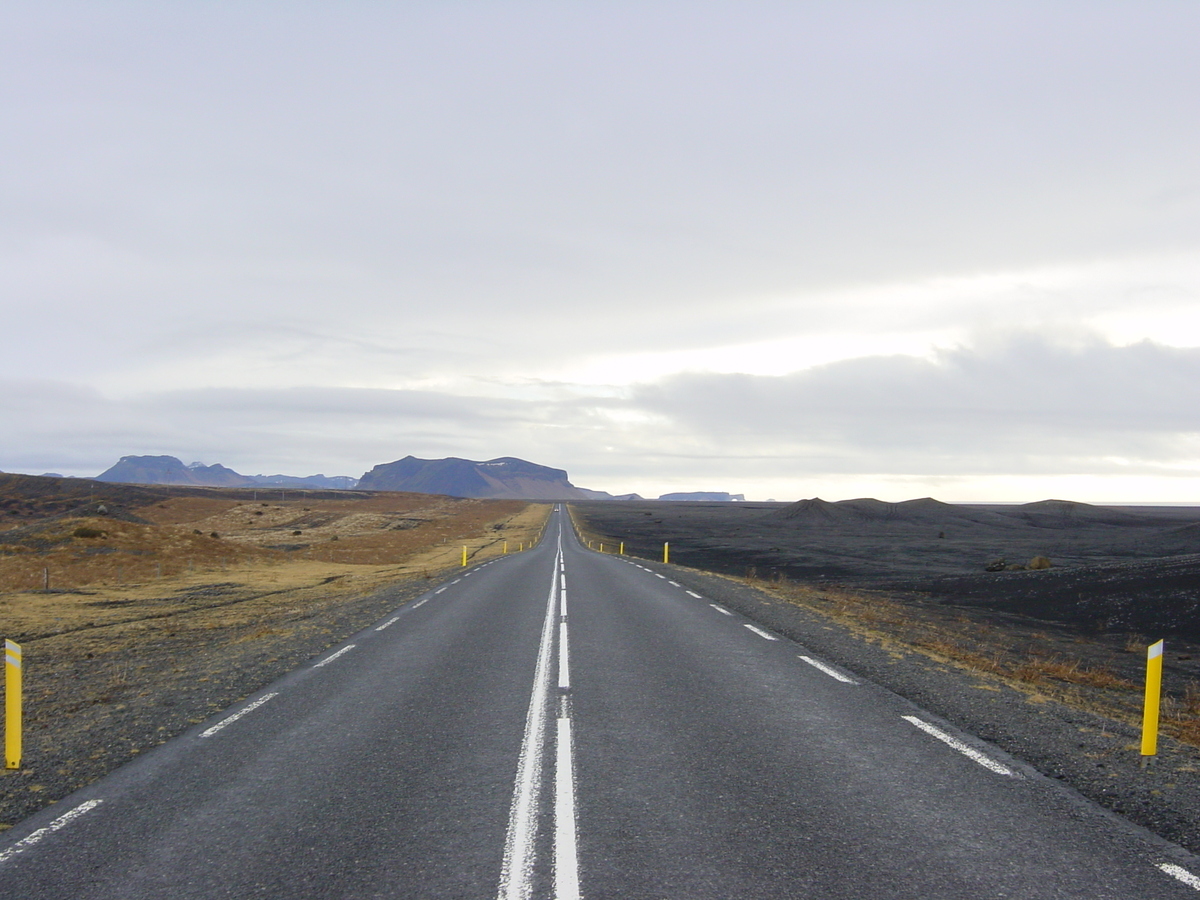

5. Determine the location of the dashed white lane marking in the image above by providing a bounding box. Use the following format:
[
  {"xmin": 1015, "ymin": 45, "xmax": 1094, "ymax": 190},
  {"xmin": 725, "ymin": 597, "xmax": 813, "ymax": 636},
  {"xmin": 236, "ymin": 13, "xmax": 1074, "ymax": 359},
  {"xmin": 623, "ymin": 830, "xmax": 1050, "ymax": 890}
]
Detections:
[
  {"xmin": 902, "ymin": 716, "xmax": 1015, "ymax": 776},
  {"xmin": 410, "ymin": 597, "xmax": 430, "ymax": 610},
  {"xmin": 555, "ymin": 717, "xmax": 581, "ymax": 900},
  {"xmin": 0, "ymin": 799, "xmax": 103, "ymax": 865},
  {"xmin": 667, "ymin": 581, "xmax": 680, "ymax": 587},
  {"xmin": 452, "ymin": 579, "xmax": 462, "ymax": 584},
  {"xmin": 1159, "ymin": 863, "xmax": 1200, "ymax": 890},
  {"xmin": 558, "ymin": 621, "xmax": 570, "ymax": 689},
  {"xmin": 744, "ymin": 624, "xmax": 778, "ymax": 641},
  {"xmin": 799, "ymin": 655, "xmax": 858, "ymax": 684},
  {"xmin": 313, "ymin": 644, "xmax": 356, "ymax": 668},
  {"xmin": 710, "ymin": 603, "xmax": 734, "ymax": 616},
  {"xmin": 654, "ymin": 573, "xmax": 666, "ymax": 579},
  {"xmin": 200, "ymin": 693, "xmax": 279, "ymax": 738},
  {"xmin": 686, "ymin": 590, "xmax": 702, "ymax": 598},
  {"xmin": 435, "ymin": 587, "xmax": 447, "ymax": 594},
  {"xmin": 375, "ymin": 616, "xmax": 400, "ymax": 631}
]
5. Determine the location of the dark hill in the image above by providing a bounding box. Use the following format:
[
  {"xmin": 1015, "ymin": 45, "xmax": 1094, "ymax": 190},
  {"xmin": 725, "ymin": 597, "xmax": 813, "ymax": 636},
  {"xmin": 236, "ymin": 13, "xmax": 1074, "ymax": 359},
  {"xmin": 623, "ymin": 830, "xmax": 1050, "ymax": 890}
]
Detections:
[
  {"xmin": 996, "ymin": 499, "xmax": 1166, "ymax": 529},
  {"xmin": 771, "ymin": 497, "xmax": 1016, "ymax": 529},
  {"xmin": 356, "ymin": 456, "xmax": 591, "ymax": 500}
]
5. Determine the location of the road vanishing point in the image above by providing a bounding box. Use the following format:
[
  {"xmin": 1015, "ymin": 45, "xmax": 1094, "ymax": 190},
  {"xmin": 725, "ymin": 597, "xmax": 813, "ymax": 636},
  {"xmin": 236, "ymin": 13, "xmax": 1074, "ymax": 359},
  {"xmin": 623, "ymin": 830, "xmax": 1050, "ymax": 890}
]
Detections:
[{"xmin": 3, "ymin": 505, "xmax": 1200, "ymax": 898}]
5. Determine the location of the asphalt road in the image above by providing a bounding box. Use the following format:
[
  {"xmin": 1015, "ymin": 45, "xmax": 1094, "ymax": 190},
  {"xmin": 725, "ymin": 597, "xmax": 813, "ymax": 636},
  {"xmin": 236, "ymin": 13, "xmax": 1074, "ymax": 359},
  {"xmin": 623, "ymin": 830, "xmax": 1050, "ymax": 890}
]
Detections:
[{"xmin": 2, "ymin": 505, "xmax": 1200, "ymax": 898}]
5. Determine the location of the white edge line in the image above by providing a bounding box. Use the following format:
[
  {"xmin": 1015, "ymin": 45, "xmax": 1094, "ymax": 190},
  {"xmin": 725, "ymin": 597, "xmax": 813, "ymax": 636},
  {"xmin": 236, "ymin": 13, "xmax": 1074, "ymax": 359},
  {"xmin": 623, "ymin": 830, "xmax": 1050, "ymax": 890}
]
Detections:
[
  {"xmin": 375, "ymin": 616, "xmax": 401, "ymax": 631},
  {"xmin": 710, "ymin": 603, "xmax": 734, "ymax": 616},
  {"xmin": 744, "ymin": 623, "xmax": 778, "ymax": 641},
  {"xmin": 0, "ymin": 799, "xmax": 104, "ymax": 865},
  {"xmin": 1159, "ymin": 863, "xmax": 1200, "ymax": 890},
  {"xmin": 902, "ymin": 716, "xmax": 1015, "ymax": 776},
  {"xmin": 200, "ymin": 692, "xmax": 279, "ymax": 738},
  {"xmin": 313, "ymin": 644, "xmax": 356, "ymax": 668},
  {"xmin": 799, "ymin": 655, "xmax": 857, "ymax": 684}
]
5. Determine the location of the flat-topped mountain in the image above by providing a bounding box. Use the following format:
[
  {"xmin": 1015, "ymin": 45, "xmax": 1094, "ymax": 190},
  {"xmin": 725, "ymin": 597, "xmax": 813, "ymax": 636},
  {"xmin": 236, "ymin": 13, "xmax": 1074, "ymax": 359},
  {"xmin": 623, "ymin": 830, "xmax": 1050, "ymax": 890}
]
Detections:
[
  {"xmin": 658, "ymin": 491, "xmax": 745, "ymax": 502},
  {"xmin": 356, "ymin": 456, "xmax": 594, "ymax": 500}
]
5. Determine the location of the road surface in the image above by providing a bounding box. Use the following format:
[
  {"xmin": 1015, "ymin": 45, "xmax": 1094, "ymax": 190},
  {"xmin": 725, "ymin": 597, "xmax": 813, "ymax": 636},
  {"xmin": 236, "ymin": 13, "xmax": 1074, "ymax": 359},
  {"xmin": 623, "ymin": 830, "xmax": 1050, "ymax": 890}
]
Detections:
[{"xmin": 1, "ymin": 505, "xmax": 1199, "ymax": 898}]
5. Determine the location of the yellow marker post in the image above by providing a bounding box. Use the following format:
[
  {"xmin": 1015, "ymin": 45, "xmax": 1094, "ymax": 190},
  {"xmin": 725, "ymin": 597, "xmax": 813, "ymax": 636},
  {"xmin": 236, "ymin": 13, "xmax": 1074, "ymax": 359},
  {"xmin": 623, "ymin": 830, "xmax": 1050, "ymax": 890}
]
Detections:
[
  {"xmin": 5, "ymin": 639, "xmax": 21, "ymax": 769},
  {"xmin": 599, "ymin": 543, "xmax": 604, "ymax": 553},
  {"xmin": 462, "ymin": 546, "xmax": 468, "ymax": 567},
  {"xmin": 663, "ymin": 542, "xmax": 670, "ymax": 564},
  {"xmin": 619, "ymin": 542, "xmax": 624, "ymax": 555},
  {"xmin": 1142, "ymin": 639, "xmax": 1164, "ymax": 762},
  {"xmin": 503, "ymin": 541, "xmax": 508, "ymax": 554}
]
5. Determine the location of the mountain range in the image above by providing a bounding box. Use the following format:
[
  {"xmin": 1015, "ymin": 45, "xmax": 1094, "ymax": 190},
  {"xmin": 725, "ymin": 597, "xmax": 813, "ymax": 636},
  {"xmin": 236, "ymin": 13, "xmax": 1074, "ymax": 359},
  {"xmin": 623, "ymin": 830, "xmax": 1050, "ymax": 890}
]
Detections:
[
  {"xmin": 91, "ymin": 454, "xmax": 755, "ymax": 502},
  {"xmin": 95, "ymin": 456, "xmax": 358, "ymax": 490},
  {"xmin": 93, "ymin": 454, "xmax": 643, "ymax": 500}
]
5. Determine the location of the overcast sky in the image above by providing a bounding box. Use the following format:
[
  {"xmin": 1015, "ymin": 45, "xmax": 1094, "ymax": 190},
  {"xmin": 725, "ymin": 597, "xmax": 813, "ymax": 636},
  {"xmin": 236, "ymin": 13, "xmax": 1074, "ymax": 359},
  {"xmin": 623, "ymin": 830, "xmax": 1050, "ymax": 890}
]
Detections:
[{"xmin": 4, "ymin": 1, "xmax": 1200, "ymax": 502}]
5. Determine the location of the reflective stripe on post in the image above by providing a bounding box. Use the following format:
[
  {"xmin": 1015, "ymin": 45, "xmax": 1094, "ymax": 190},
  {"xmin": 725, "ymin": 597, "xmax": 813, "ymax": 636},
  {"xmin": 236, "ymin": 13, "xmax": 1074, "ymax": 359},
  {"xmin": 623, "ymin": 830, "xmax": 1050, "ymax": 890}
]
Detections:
[{"xmin": 5, "ymin": 639, "xmax": 21, "ymax": 769}]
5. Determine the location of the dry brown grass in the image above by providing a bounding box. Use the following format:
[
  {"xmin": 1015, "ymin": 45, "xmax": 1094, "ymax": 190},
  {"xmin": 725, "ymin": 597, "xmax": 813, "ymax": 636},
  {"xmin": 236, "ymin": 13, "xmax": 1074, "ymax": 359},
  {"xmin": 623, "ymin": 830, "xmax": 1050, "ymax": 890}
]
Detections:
[
  {"xmin": 0, "ymin": 497, "xmax": 552, "ymax": 641},
  {"xmin": 734, "ymin": 575, "xmax": 1200, "ymax": 748}
]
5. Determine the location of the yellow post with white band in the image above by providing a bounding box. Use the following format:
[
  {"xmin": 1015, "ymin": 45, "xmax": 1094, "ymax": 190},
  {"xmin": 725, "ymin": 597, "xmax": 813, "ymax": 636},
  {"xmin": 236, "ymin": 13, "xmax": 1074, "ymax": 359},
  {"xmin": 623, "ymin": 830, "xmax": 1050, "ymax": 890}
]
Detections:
[
  {"xmin": 5, "ymin": 639, "xmax": 21, "ymax": 769},
  {"xmin": 1141, "ymin": 639, "xmax": 1164, "ymax": 760}
]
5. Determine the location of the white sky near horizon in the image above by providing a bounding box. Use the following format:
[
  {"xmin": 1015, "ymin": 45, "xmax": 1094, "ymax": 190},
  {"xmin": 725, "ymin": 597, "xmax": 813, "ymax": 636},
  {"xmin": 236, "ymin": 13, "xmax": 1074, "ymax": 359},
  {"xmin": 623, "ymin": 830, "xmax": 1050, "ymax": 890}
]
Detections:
[{"xmin": 4, "ymin": 1, "xmax": 1200, "ymax": 502}]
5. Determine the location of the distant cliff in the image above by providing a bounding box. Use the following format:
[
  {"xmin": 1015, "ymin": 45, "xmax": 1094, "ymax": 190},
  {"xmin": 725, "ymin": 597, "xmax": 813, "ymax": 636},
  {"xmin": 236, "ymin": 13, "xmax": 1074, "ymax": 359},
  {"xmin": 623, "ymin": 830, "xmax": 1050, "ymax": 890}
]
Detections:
[
  {"xmin": 356, "ymin": 456, "xmax": 594, "ymax": 500},
  {"xmin": 658, "ymin": 491, "xmax": 745, "ymax": 502}
]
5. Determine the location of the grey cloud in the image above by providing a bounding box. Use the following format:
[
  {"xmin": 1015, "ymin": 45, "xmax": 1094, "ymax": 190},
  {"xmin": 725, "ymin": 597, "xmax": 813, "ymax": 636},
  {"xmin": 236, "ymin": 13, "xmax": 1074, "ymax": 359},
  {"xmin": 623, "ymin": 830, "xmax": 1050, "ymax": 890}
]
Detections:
[{"xmin": 630, "ymin": 335, "xmax": 1200, "ymax": 474}]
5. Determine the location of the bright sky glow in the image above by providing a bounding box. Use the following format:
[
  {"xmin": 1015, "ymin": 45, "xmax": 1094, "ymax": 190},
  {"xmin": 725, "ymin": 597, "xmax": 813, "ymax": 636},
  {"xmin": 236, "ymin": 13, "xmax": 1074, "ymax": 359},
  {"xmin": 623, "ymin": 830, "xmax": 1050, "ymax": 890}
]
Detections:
[{"xmin": 4, "ymin": 2, "xmax": 1200, "ymax": 502}]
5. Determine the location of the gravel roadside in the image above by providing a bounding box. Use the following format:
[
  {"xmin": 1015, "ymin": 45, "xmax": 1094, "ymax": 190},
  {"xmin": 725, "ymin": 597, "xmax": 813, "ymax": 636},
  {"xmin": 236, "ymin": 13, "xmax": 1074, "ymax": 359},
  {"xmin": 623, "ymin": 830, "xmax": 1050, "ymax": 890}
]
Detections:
[{"xmin": 0, "ymin": 574, "xmax": 438, "ymax": 831}]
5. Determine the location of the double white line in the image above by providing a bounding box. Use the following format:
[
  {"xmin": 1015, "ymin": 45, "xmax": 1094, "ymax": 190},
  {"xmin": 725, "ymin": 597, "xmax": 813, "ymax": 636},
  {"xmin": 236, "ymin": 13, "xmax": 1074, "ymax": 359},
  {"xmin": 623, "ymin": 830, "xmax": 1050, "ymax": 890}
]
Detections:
[{"xmin": 498, "ymin": 536, "xmax": 580, "ymax": 900}]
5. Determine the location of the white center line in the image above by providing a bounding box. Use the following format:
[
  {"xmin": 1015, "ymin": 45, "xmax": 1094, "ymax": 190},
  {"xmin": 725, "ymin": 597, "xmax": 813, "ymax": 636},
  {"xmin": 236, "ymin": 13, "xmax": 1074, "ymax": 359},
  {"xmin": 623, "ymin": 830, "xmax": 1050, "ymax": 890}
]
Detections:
[
  {"xmin": 313, "ymin": 644, "xmax": 356, "ymax": 668},
  {"xmin": 200, "ymin": 693, "xmax": 279, "ymax": 738},
  {"xmin": 1159, "ymin": 863, "xmax": 1200, "ymax": 890},
  {"xmin": 497, "ymin": 552, "xmax": 561, "ymax": 900},
  {"xmin": 0, "ymin": 800, "xmax": 104, "ymax": 865},
  {"xmin": 375, "ymin": 616, "xmax": 400, "ymax": 631},
  {"xmin": 799, "ymin": 655, "xmax": 857, "ymax": 684},
  {"xmin": 710, "ymin": 603, "xmax": 734, "ymax": 616},
  {"xmin": 744, "ymin": 624, "xmax": 778, "ymax": 641},
  {"xmin": 902, "ymin": 716, "xmax": 1015, "ymax": 776}
]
